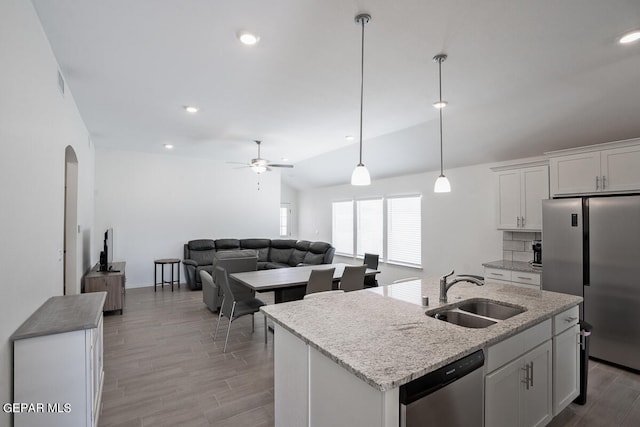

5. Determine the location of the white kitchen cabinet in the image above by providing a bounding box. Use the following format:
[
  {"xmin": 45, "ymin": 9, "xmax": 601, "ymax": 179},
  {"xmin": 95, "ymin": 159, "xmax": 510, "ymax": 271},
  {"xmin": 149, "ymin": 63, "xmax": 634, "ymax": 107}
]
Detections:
[
  {"xmin": 552, "ymin": 306, "xmax": 580, "ymax": 416},
  {"xmin": 484, "ymin": 267, "xmax": 541, "ymax": 289},
  {"xmin": 274, "ymin": 324, "xmax": 398, "ymax": 427},
  {"xmin": 12, "ymin": 294, "xmax": 105, "ymax": 427},
  {"xmin": 495, "ymin": 165, "xmax": 549, "ymax": 230},
  {"xmin": 548, "ymin": 139, "xmax": 640, "ymax": 196},
  {"xmin": 486, "ymin": 329, "xmax": 552, "ymax": 427}
]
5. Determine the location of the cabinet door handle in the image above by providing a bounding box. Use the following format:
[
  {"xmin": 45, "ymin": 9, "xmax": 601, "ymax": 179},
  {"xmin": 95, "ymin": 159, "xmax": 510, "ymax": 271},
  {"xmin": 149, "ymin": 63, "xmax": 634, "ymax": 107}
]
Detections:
[
  {"xmin": 521, "ymin": 216, "xmax": 526, "ymax": 227},
  {"xmin": 530, "ymin": 361, "xmax": 534, "ymax": 387},
  {"xmin": 516, "ymin": 276, "xmax": 532, "ymax": 280},
  {"xmin": 602, "ymin": 175, "xmax": 606, "ymax": 189},
  {"xmin": 565, "ymin": 316, "xmax": 578, "ymax": 322},
  {"xmin": 517, "ymin": 216, "xmax": 521, "ymax": 227},
  {"xmin": 491, "ymin": 272, "xmax": 505, "ymax": 276},
  {"xmin": 596, "ymin": 175, "xmax": 600, "ymax": 190}
]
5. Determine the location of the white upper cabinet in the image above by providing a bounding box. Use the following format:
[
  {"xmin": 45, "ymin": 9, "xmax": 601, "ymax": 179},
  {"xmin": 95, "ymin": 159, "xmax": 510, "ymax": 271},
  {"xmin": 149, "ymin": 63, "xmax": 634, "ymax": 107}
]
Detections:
[
  {"xmin": 548, "ymin": 138, "xmax": 640, "ymax": 196},
  {"xmin": 494, "ymin": 160, "xmax": 549, "ymax": 231}
]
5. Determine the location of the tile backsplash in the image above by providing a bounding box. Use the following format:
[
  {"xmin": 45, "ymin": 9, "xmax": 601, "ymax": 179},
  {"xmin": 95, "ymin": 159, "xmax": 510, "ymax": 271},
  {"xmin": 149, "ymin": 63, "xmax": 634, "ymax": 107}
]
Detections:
[{"xmin": 503, "ymin": 231, "xmax": 541, "ymax": 262}]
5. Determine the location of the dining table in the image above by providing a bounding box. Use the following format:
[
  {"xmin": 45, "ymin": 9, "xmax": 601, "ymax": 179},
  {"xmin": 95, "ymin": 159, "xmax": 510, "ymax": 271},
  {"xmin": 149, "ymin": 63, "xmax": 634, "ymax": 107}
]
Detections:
[{"xmin": 230, "ymin": 262, "xmax": 380, "ymax": 303}]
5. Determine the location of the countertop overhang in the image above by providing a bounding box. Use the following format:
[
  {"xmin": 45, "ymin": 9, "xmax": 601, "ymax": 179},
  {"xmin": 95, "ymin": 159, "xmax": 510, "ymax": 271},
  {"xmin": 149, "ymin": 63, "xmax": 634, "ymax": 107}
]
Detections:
[{"xmin": 261, "ymin": 278, "xmax": 582, "ymax": 391}]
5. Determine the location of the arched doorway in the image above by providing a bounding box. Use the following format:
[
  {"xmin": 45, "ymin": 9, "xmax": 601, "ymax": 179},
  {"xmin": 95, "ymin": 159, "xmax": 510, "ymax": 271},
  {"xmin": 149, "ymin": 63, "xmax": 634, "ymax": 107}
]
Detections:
[{"xmin": 64, "ymin": 146, "xmax": 78, "ymax": 295}]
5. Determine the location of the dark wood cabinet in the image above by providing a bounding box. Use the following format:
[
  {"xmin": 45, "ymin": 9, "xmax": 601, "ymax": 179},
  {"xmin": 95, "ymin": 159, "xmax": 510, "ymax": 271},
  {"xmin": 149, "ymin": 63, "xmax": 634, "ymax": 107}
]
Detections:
[{"xmin": 83, "ymin": 261, "xmax": 126, "ymax": 314}]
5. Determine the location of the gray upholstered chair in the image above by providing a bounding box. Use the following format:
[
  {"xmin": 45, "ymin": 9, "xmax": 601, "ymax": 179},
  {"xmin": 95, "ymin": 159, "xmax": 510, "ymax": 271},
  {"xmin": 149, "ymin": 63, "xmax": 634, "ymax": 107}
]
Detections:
[
  {"xmin": 203, "ymin": 250, "xmax": 257, "ymax": 313},
  {"xmin": 305, "ymin": 268, "xmax": 336, "ymax": 295},
  {"xmin": 339, "ymin": 265, "xmax": 367, "ymax": 292},
  {"xmin": 363, "ymin": 253, "xmax": 379, "ymax": 288},
  {"xmin": 214, "ymin": 266, "xmax": 266, "ymax": 353}
]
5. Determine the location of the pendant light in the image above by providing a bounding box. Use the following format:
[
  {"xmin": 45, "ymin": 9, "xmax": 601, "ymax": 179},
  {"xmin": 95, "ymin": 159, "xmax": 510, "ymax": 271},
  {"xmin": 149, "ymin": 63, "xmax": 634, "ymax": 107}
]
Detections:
[
  {"xmin": 433, "ymin": 53, "xmax": 451, "ymax": 193},
  {"xmin": 351, "ymin": 13, "xmax": 371, "ymax": 186}
]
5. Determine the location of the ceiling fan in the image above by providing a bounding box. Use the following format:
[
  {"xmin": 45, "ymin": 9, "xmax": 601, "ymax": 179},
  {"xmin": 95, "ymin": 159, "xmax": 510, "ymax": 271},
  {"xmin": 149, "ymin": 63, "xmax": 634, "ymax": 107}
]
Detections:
[{"xmin": 227, "ymin": 140, "xmax": 293, "ymax": 174}]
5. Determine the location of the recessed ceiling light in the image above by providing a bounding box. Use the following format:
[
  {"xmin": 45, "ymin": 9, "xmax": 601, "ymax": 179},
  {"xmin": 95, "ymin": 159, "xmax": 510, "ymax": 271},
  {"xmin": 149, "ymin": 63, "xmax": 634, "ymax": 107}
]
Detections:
[
  {"xmin": 237, "ymin": 31, "xmax": 260, "ymax": 46},
  {"xmin": 619, "ymin": 30, "xmax": 640, "ymax": 44},
  {"xmin": 184, "ymin": 106, "xmax": 199, "ymax": 113},
  {"xmin": 281, "ymin": 157, "xmax": 289, "ymax": 162},
  {"xmin": 345, "ymin": 135, "xmax": 355, "ymax": 141},
  {"xmin": 432, "ymin": 100, "xmax": 448, "ymax": 109},
  {"xmin": 164, "ymin": 144, "xmax": 174, "ymax": 149}
]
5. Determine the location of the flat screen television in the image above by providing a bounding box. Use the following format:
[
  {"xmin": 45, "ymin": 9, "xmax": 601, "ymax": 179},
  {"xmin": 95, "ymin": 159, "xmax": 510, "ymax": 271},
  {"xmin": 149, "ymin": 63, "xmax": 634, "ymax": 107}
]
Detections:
[{"xmin": 99, "ymin": 228, "xmax": 114, "ymax": 272}]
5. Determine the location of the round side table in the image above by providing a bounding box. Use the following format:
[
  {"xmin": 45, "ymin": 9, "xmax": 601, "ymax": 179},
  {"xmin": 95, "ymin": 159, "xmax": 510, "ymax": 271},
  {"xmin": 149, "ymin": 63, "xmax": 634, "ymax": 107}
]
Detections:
[{"xmin": 154, "ymin": 258, "xmax": 181, "ymax": 292}]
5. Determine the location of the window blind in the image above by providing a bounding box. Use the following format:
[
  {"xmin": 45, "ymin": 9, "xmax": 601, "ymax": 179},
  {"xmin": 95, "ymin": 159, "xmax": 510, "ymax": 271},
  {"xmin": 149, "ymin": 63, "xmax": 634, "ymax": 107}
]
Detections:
[
  {"xmin": 356, "ymin": 199, "xmax": 383, "ymax": 258},
  {"xmin": 387, "ymin": 196, "xmax": 422, "ymax": 266},
  {"xmin": 332, "ymin": 201, "xmax": 353, "ymax": 255}
]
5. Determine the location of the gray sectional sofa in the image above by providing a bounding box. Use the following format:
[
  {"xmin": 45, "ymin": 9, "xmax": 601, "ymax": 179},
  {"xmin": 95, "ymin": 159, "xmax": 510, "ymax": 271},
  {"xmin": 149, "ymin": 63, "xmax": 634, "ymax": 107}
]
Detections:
[{"xmin": 183, "ymin": 238, "xmax": 335, "ymax": 290}]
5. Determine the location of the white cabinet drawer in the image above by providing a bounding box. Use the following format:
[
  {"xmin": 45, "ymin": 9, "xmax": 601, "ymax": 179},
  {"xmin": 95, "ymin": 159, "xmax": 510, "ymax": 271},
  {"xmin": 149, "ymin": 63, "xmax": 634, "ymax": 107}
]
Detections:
[
  {"xmin": 485, "ymin": 268, "xmax": 512, "ymax": 282},
  {"xmin": 511, "ymin": 271, "xmax": 541, "ymax": 287},
  {"xmin": 487, "ymin": 319, "xmax": 552, "ymax": 373},
  {"xmin": 553, "ymin": 305, "xmax": 579, "ymax": 335}
]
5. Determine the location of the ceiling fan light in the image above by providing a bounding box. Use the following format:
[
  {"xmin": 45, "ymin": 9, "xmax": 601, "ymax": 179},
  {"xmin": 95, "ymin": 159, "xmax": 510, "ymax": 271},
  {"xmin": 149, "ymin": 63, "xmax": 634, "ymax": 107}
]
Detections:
[
  {"xmin": 351, "ymin": 164, "xmax": 371, "ymax": 186},
  {"xmin": 432, "ymin": 100, "xmax": 448, "ymax": 109},
  {"xmin": 434, "ymin": 175, "xmax": 451, "ymax": 193},
  {"xmin": 251, "ymin": 164, "xmax": 267, "ymax": 174}
]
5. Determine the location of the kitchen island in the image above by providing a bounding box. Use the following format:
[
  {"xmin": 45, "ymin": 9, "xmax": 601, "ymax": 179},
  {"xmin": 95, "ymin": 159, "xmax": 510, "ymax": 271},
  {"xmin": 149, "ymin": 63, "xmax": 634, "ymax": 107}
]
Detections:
[{"xmin": 261, "ymin": 278, "xmax": 582, "ymax": 427}]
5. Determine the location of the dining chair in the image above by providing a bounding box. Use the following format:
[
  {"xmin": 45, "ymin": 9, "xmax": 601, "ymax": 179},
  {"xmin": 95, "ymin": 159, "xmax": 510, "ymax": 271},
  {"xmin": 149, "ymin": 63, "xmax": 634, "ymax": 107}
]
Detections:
[
  {"xmin": 340, "ymin": 265, "xmax": 367, "ymax": 292},
  {"xmin": 214, "ymin": 266, "xmax": 266, "ymax": 353},
  {"xmin": 363, "ymin": 253, "xmax": 379, "ymax": 288},
  {"xmin": 305, "ymin": 268, "xmax": 336, "ymax": 295}
]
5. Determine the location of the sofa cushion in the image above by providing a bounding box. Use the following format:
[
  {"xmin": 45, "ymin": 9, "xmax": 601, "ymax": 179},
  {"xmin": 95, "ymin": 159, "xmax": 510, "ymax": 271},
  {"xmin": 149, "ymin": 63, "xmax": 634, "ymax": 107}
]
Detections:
[
  {"xmin": 288, "ymin": 240, "xmax": 310, "ymax": 266},
  {"xmin": 257, "ymin": 261, "xmax": 269, "ymax": 270},
  {"xmin": 269, "ymin": 239, "xmax": 296, "ymax": 264},
  {"xmin": 240, "ymin": 238, "xmax": 271, "ymax": 262},
  {"xmin": 309, "ymin": 241, "xmax": 332, "ymax": 254},
  {"xmin": 303, "ymin": 251, "xmax": 325, "ymax": 265},
  {"xmin": 265, "ymin": 262, "xmax": 290, "ymax": 269},
  {"xmin": 215, "ymin": 239, "xmax": 241, "ymax": 251},
  {"xmin": 188, "ymin": 239, "xmax": 216, "ymax": 251}
]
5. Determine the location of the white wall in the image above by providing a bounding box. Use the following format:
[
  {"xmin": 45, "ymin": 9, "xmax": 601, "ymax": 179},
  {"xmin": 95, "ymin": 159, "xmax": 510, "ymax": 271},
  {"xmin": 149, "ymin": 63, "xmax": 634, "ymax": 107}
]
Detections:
[
  {"xmin": 0, "ymin": 0, "xmax": 94, "ymax": 421},
  {"xmin": 94, "ymin": 149, "xmax": 281, "ymax": 287},
  {"xmin": 297, "ymin": 164, "xmax": 503, "ymax": 284}
]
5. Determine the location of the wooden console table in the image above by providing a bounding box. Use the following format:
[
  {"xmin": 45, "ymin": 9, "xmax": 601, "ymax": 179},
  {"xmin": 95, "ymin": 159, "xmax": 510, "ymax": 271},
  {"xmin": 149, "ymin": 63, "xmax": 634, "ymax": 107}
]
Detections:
[{"xmin": 83, "ymin": 261, "xmax": 126, "ymax": 314}]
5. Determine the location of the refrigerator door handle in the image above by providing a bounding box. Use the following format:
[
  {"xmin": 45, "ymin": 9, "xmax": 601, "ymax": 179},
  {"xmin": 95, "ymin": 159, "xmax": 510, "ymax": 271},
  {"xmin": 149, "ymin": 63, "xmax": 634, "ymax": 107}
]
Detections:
[{"xmin": 602, "ymin": 175, "xmax": 606, "ymax": 189}]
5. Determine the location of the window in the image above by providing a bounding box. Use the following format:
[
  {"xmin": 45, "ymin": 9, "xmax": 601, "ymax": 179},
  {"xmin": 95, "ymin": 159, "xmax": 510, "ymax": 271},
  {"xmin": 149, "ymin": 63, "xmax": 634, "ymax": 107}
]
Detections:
[
  {"xmin": 280, "ymin": 205, "xmax": 289, "ymax": 237},
  {"xmin": 356, "ymin": 199, "xmax": 383, "ymax": 258},
  {"xmin": 332, "ymin": 201, "xmax": 353, "ymax": 255},
  {"xmin": 387, "ymin": 196, "xmax": 422, "ymax": 266},
  {"xmin": 331, "ymin": 195, "xmax": 421, "ymax": 267}
]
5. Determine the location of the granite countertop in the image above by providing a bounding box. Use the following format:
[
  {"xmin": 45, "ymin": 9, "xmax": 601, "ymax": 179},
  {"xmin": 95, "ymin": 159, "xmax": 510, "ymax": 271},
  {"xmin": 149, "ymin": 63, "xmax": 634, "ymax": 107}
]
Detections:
[
  {"xmin": 12, "ymin": 292, "xmax": 106, "ymax": 341},
  {"xmin": 261, "ymin": 278, "xmax": 581, "ymax": 392},
  {"xmin": 483, "ymin": 259, "xmax": 542, "ymax": 273}
]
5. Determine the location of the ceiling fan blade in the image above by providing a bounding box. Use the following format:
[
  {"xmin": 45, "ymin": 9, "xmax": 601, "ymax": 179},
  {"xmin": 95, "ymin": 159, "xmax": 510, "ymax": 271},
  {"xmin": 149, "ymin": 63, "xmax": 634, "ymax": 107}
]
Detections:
[
  {"xmin": 233, "ymin": 165, "xmax": 252, "ymax": 169},
  {"xmin": 267, "ymin": 164, "xmax": 294, "ymax": 168},
  {"xmin": 226, "ymin": 161, "xmax": 250, "ymax": 165}
]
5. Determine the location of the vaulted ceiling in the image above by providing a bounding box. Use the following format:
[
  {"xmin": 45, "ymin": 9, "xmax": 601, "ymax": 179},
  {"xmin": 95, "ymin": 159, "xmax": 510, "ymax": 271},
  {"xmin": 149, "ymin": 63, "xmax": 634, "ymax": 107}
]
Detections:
[{"xmin": 32, "ymin": 0, "xmax": 640, "ymax": 189}]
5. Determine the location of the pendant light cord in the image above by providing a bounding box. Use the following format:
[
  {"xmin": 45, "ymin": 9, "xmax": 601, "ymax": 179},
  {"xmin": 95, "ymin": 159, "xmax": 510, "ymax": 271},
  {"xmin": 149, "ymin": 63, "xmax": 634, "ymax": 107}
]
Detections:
[
  {"xmin": 358, "ymin": 17, "xmax": 365, "ymax": 166},
  {"xmin": 438, "ymin": 58, "xmax": 444, "ymax": 176}
]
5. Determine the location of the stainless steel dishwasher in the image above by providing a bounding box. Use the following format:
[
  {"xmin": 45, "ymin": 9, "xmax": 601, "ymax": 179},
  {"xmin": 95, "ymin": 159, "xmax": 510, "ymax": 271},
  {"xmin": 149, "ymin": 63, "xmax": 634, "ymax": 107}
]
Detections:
[{"xmin": 399, "ymin": 350, "xmax": 484, "ymax": 427}]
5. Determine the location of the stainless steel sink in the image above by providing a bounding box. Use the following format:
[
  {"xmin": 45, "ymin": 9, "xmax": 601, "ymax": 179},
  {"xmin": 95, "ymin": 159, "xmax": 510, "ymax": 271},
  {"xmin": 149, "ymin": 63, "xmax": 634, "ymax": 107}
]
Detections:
[
  {"xmin": 430, "ymin": 310, "xmax": 497, "ymax": 328},
  {"xmin": 458, "ymin": 300, "xmax": 525, "ymax": 320}
]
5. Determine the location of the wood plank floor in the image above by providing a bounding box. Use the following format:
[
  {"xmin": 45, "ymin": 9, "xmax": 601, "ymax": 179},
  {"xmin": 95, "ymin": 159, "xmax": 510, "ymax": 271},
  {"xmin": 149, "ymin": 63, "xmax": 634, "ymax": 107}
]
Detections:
[
  {"xmin": 99, "ymin": 286, "xmax": 640, "ymax": 427},
  {"xmin": 99, "ymin": 286, "xmax": 275, "ymax": 427}
]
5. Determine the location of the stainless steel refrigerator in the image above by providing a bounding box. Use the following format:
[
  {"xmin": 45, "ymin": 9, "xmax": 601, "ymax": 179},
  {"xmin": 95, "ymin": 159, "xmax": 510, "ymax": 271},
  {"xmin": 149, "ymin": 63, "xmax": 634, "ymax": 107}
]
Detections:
[{"xmin": 542, "ymin": 195, "xmax": 640, "ymax": 371}]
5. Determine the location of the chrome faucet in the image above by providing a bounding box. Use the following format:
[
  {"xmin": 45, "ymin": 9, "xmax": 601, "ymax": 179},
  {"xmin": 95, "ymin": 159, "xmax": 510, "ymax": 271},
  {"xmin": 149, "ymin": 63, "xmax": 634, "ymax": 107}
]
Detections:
[{"xmin": 439, "ymin": 270, "xmax": 485, "ymax": 303}]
